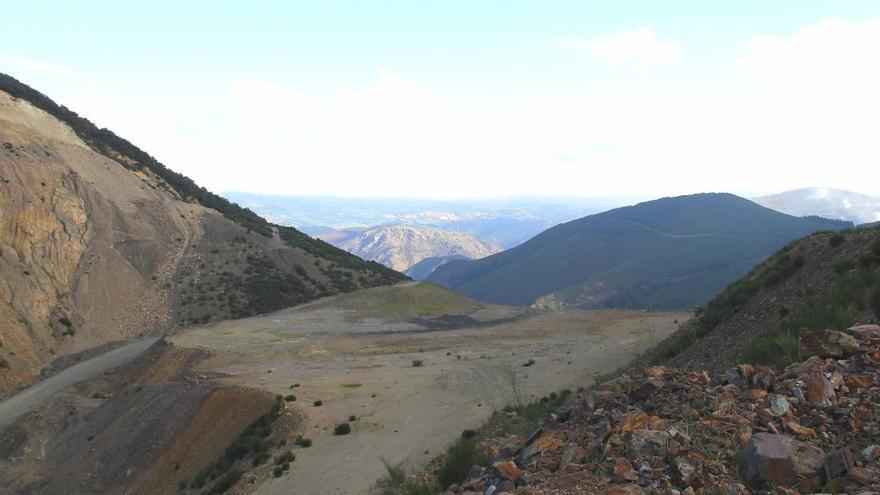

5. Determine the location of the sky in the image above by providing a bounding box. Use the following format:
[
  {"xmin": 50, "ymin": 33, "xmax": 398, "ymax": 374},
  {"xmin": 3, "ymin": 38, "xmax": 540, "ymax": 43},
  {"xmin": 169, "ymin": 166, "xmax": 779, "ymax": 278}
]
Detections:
[{"xmin": 2, "ymin": 1, "xmax": 880, "ymax": 200}]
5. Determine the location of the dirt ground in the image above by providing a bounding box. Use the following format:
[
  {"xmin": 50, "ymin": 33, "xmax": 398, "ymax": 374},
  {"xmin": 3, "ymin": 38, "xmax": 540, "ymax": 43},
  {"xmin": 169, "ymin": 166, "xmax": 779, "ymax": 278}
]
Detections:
[{"xmin": 170, "ymin": 284, "xmax": 687, "ymax": 495}]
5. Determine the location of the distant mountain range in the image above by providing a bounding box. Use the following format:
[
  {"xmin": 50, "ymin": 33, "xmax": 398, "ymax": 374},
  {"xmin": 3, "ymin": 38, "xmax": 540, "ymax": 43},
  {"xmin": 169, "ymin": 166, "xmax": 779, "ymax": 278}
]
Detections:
[
  {"xmin": 754, "ymin": 187, "xmax": 880, "ymax": 225},
  {"xmin": 319, "ymin": 224, "xmax": 501, "ymax": 272},
  {"xmin": 427, "ymin": 193, "xmax": 851, "ymax": 310},
  {"xmin": 223, "ymin": 193, "xmax": 620, "ymax": 248}
]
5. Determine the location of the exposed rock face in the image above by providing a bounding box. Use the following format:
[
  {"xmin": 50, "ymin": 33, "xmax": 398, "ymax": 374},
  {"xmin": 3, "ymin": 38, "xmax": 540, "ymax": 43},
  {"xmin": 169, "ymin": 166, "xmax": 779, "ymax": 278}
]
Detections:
[
  {"xmin": 319, "ymin": 224, "xmax": 502, "ymax": 271},
  {"xmin": 0, "ymin": 82, "xmax": 406, "ymax": 396},
  {"xmin": 0, "ymin": 92, "xmax": 194, "ymax": 394}
]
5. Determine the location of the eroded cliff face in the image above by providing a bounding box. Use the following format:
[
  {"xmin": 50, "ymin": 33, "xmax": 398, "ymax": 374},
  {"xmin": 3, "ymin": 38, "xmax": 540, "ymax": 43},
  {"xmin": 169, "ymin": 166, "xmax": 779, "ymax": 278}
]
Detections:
[
  {"xmin": 0, "ymin": 91, "xmax": 195, "ymax": 395},
  {"xmin": 0, "ymin": 81, "xmax": 407, "ymax": 396}
]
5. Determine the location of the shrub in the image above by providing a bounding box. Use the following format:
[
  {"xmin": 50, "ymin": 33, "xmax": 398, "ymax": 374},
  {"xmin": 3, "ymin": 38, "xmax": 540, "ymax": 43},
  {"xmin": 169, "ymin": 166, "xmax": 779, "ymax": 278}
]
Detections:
[
  {"xmin": 273, "ymin": 466, "xmax": 284, "ymax": 477},
  {"xmin": 284, "ymin": 395, "xmax": 296, "ymax": 402},
  {"xmin": 313, "ymin": 400, "xmax": 322, "ymax": 407},
  {"xmin": 829, "ymin": 233, "xmax": 845, "ymax": 247},
  {"xmin": 334, "ymin": 423, "xmax": 352, "ymax": 435},
  {"xmin": 205, "ymin": 469, "xmax": 243, "ymax": 494},
  {"xmin": 275, "ymin": 450, "xmax": 295, "ymax": 465},
  {"xmin": 460, "ymin": 429, "xmax": 477, "ymax": 439},
  {"xmin": 742, "ymin": 327, "xmax": 801, "ymax": 368},
  {"xmin": 348, "ymin": 415, "xmax": 356, "ymax": 422},
  {"xmin": 294, "ymin": 436, "xmax": 312, "ymax": 448},
  {"xmin": 379, "ymin": 459, "xmax": 439, "ymax": 495},
  {"xmin": 437, "ymin": 437, "xmax": 489, "ymax": 489},
  {"xmin": 871, "ymin": 287, "xmax": 880, "ymax": 318}
]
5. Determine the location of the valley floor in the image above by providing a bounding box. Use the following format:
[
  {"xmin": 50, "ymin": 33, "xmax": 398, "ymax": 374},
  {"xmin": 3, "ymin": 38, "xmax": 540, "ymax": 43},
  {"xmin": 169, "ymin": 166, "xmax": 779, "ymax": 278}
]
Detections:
[{"xmin": 169, "ymin": 286, "xmax": 686, "ymax": 494}]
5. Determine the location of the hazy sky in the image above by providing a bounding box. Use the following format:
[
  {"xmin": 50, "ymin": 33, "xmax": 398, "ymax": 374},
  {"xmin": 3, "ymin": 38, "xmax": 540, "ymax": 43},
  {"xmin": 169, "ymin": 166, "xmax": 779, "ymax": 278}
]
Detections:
[{"xmin": 3, "ymin": 1, "xmax": 880, "ymax": 199}]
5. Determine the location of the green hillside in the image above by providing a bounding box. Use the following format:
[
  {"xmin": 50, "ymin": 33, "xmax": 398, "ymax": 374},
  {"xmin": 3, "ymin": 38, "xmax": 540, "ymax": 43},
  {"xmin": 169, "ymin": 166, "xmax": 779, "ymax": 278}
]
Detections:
[
  {"xmin": 428, "ymin": 193, "xmax": 850, "ymax": 309},
  {"xmin": 648, "ymin": 224, "xmax": 880, "ymax": 372}
]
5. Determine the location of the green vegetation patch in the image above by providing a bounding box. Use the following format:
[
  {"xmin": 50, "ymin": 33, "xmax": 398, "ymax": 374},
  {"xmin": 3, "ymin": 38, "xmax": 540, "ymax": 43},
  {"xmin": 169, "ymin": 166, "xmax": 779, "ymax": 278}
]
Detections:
[
  {"xmin": 187, "ymin": 396, "xmax": 283, "ymax": 492},
  {"xmin": 314, "ymin": 283, "xmax": 483, "ymax": 321}
]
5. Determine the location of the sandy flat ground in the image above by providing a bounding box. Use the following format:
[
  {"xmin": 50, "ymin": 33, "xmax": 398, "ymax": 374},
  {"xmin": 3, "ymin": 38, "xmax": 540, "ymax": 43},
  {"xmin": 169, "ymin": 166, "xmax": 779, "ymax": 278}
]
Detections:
[{"xmin": 171, "ymin": 290, "xmax": 687, "ymax": 495}]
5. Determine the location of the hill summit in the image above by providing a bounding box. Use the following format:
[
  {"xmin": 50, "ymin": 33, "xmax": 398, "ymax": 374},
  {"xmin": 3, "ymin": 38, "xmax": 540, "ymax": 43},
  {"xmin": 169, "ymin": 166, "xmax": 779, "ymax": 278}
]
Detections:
[{"xmin": 428, "ymin": 193, "xmax": 849, "ymax": 309}]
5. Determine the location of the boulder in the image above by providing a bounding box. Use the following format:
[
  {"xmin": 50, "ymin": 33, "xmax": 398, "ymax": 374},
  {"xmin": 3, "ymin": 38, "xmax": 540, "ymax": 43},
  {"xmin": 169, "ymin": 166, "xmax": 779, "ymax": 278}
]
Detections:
[
  {"xmin": 801, "ymin": 328, "xmax": 858, "ymax": 358},
  {"xmin": 614, "ymin": 457, "xmax": 639, "ymax": 481},
  {"xmin": 847, "ymin": 324, "xmax": 880, "ymax": 339},
  {"xmin": 769, "ymin": 395, "xmax": 790, "ymax": 416},
  {"xmin": 822, "ymin": 448, "xmax": 855, "ymax": 481},
  {"xmin": 739, "ymin": 433, "xmax": 824, "ymax": 488},
  {"xmin": 806, "ymin": 373, "xmax": 835, "ymax": 405},
  {"xmin": 674, "ymin": 457, "xmax": 701, "ymax": 485},
  {"xmin": 493, "ymin": 460, "xmax": 523, "ymax": 481},
  {"xmin": 629, "ymin": 377, "xmax": 664, "ymax": 400}
]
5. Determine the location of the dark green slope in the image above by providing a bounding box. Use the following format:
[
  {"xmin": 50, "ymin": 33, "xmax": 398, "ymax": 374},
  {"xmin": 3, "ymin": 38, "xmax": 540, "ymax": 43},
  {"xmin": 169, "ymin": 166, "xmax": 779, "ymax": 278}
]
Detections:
[{"xmin": 427, "ymin": 193, "xmax": 850, "ymax": 309}]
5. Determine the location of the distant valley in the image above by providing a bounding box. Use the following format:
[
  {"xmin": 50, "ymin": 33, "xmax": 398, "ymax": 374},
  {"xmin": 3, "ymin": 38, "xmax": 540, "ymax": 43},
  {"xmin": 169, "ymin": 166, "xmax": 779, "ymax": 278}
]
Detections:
[{"xmin": 223, "ymin": 192, "xmax": 619, "ymax": 248}]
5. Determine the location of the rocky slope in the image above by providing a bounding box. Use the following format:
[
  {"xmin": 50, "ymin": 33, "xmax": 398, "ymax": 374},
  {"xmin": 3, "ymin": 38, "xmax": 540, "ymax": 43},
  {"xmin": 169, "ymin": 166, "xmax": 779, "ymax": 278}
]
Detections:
[
  {"xmin": 319, "ymin": 224, "xmax": 502, "ymax": 272},
  {"xmin": 428, "ymin": 194, "xmax": 850, "ymax": 310},
  {"xmin": 420, "ymin": 324, "xmax": 880, "ymax": 495},
  {"xmin": 755, "ymin": 187, "xmax": 880, "ymax": 225},
  {"xmin": 0, "ymin": 74, "xmax": 406, "ymax": 396}
]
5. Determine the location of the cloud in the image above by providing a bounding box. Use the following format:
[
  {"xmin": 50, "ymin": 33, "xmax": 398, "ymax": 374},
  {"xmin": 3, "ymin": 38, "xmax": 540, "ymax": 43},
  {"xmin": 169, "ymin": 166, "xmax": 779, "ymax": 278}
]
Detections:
[
  {"xmin": 6, "ymin": 57, "xmax": 77, "ymax": 77},
  {"xmin": 16, "ymin": 17, "xmax": 880, "ymax": 201},
  {"xmin": 740, "ymin": 16, "xmax": 880, "ymax": 89},
  {"xmin": 556, "ymin": 28, "xmax": 681, "ymax": 62}
]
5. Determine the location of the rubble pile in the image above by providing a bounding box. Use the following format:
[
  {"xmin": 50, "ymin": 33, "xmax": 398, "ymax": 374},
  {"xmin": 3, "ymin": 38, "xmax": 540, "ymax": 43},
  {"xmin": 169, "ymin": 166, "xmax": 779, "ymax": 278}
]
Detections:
[{"xmin": 448, "ymin": 325, "xmax": 880, "ymax": 494}]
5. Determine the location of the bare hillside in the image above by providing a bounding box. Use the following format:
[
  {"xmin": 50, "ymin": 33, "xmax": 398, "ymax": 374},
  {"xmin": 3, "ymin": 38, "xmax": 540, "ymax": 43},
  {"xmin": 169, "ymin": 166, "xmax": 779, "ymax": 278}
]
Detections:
[
  {"xmin": 0, "ymin": 75, "xmax": 406, "ymax": 396},
  {"xmin": 320, "ymin": 224, "xmax": 502, "ymax": 271}
]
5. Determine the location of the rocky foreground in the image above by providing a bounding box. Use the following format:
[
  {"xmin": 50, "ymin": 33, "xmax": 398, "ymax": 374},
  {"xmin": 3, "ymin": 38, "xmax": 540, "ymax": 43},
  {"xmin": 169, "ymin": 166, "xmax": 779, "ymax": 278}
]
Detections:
[{"xmin": 440, "ymin": 325, "xmax": 880, "ymax": 494}]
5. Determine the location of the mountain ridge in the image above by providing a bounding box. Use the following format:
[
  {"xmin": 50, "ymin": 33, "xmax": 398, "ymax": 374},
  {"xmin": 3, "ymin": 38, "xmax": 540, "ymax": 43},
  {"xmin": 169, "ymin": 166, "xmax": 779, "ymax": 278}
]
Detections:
[
  {"xmin": 754, "ymin": 186, "xmax": 880, "ymax": 225},
  {"xmin": 319, "ymin": 224, "xmax": 502, "ymax": 272},
  {"xmin": 428, "ymin": 193, "xmax": 850, "ymax": 309}
]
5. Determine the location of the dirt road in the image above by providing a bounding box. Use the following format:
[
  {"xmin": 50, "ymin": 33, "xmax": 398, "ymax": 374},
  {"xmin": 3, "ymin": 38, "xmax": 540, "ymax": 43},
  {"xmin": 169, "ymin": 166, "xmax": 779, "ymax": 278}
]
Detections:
[{"xmin": 0, "ymin": 337, "xmax": 161, "ymax": 430}]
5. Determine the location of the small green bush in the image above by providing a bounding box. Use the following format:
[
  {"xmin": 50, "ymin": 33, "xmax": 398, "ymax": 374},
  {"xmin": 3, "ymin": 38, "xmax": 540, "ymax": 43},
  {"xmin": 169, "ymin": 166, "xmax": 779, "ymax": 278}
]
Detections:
[
  {"xmin": 742, "ymin": 328, "xmax": 801, "ymax": 368},
  {"xmin": 284, "ymin": 395, "xmax": 296, "ymax": 402},
  {"xmin": 313, "ymin": 400, "xmax": 322, "ymax": 407},
  {"xmin": 829, "ymin": 233, "xmax": 845, "ymax": 247},
  {"xmin": 348, "ymin": 415, "xmax": 356, "ymax": 422},
  {"xmin": 437, "ymin": 437, "xmax": 489, "ymax": 489},
  {"xmin": 379, "ymin": 459, "xmax": 439, "ymax": 495},
  {"xmin": 294, "ymin": 436, "xmax": 312, "ymax": 448},
  {"xmin": 275, "ymin": 450, "xmax": 295, "ymax": 465},
  {"xmin": 334, "ymin": 423, "xmax": 352, "ymax": 435},
  {"xmin": 205, "ymin": 469, "xmax": 243, "ymax": 494}
]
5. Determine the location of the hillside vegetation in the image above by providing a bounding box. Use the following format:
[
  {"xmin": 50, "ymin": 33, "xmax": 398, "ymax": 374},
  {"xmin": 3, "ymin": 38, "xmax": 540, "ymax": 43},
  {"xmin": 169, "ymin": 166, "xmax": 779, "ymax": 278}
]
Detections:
[
  {"xmin": 649, "ymin": 225, "xmax": 880, "ymax": 372},
  {"xmin": 428, "ymin": 194, "xmax": 849, "ymax": 310}
]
